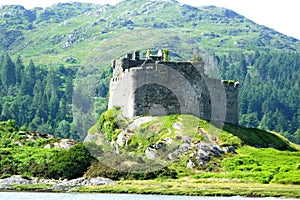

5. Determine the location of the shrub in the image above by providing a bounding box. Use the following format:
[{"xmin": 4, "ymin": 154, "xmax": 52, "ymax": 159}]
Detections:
[
  {"xmin": 47, "ymin": 143, "xmax": 95, "ymax": 180},
  {"xmin": 98, "ymin": 107, "xmax": 127, "ymax": 141}
]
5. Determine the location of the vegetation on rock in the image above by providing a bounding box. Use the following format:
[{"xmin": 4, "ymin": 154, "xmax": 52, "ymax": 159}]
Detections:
[{"xmin": 84, "ymin": 109, "xmax": 300, "ymax": 184}]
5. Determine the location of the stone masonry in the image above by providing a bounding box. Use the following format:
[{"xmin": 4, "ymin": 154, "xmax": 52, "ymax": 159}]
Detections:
[{"xmin": 108, "ymin": 50, "xmax": 239, "ymax": 125}]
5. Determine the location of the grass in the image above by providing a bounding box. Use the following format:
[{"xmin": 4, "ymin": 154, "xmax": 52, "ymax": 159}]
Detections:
[
  {"xmin": 12, "ymin": 183, "xmax": 53, "ymax": 191},
  {"xmin": 223, "ymin": 125, "xmax": 297, "ymax": 151},
  {"xmin": 2, "ymin": 112, "xmax": 300, "ymax": 197},
  {"xmin": 76, "ymin": 178, "xmax": 300, "ymax": 198},
  {"xmin": 191, "ymin": 146, "xmax": 300, "ymax": 184}
]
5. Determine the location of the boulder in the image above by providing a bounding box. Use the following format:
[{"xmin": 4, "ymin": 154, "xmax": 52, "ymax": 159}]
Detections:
[
  {"xmin": 163, "ymin": 137, "xmax": 173, "ymax": 145},
  {"xmin": 172, "ymin": 123, "xmax": 182, "ymax": 130},
  {"xmin": 89, "ymin": 177, "xmax": 114, "ymax": 185},
  {"xmin": 222, "ymin": 146, "xmax": 236, "ymax": 154},
  {"xmin": 187, "ymin": 160, "xmax": 195, "ymax": 168},
  {"xmin": 117, "ymin": 132, "xmax": 126, "ymax": 146},
  {"xmin": 59, "ymin": 139, "xmax": 76, "ymax": 149},
  {"xmin": 0, "ymin": 184, "xmax": 13, "ymax": 190},
  {"xmin": 155, "ymin": 141, "xmax": 164, "ymax": 150},
  {"xmin": 0, "ymin": 176, "xmax": 31, "ymax": 185},
  {"xmin": 145, "ymin": 147, "xmax": 158, "ymax": 160},
  {"xmin": 84, "ymin": 132, "xmax": 104, "ymax": 145},
  {"xmin": 179, "ymin": 143, "xmax": 192, "ymax": 153},
  {"xmin": 0, "ymin": 176, "xmax": 114, "ymax": 192}
]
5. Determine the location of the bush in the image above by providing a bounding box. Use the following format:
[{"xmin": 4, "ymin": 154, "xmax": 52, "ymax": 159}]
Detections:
[
  {"xmin": 47, "ymin": 143, "xmax": 95, "ymax": 180},
  {"xmin": 98, "ymin": 107, "xmax": 127, "ymax": 141},
  {"xmin": 85, "ymin": 158, "xmax": 177, "ymax": 181}
]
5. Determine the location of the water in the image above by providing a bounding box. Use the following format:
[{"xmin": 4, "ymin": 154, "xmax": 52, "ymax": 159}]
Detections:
[{"xmin": 0, "ymin": 193, "xmax": 298, "ymax": 200}]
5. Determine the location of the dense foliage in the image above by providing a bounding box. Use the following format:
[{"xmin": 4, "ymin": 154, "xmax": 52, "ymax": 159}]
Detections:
[
  {"xmin": 216, "ymin": 50, "xmax": 300, "ymax": 143},
  {"xmin": 0, "ymin": 54, "xmax": 110, "ymax": 139},
  {"xmin": 47, "ymin": 143, "xmax": 95, "ymax": 179},
  {"xmin": 0, "ymin": 120, "xmax": 94, "ymax": 179}
]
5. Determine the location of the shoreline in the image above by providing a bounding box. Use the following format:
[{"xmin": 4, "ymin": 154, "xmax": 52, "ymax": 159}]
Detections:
[{"xmin": 1, "ymin": 177, "xmax": 300, "ymax": 198}]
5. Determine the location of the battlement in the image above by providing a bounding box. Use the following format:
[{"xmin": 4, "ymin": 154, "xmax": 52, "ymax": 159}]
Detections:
[
  {"xmin": 111, "ymin": 50, "xmax": 205, "ymax": 79},
  {"xmin": 108, "ymin": 50, "xmax": 239, "ymax": 125}
]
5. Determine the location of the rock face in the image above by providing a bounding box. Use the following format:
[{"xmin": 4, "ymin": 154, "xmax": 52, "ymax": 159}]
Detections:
[
  {"xmin": 0, "ymin": 175, "xmax": 114, "ymax": 191},
  {"xmin": 0, "ymin": 176, "xmax": 31, "ymax": 185}
]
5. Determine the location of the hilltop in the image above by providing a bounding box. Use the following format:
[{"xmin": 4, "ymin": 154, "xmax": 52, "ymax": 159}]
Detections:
[{"xmin": 1, "ymin": 0, "xmax": 300, "ymax": 66}]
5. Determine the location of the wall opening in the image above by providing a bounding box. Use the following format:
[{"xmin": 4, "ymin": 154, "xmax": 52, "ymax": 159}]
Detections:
[{"xmin": 133, "ymin": 83, "xmax": 181, "ymax": 116}]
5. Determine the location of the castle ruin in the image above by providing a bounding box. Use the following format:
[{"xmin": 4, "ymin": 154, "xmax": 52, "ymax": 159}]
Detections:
[{"xmin": 108, "ymin": 50, "xmax": 239, "ymax": 125}]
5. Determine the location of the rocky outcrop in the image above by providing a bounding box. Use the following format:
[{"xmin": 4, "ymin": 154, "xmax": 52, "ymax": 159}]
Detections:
[
  {"xmin": 0, "ymin": 175, "xmax": 114, "ymax": 192},
  {"xmin": 84, "ymin": 115, "xmax": 238, "ymax": 171},
  {"xmin": 16, "ymin": 131, "xmax": 76, "ymax": 149},
  {"xmin": 53, "ymin": 139, "xmax": 76, "ymax": 149},
  {"xmin": 0, "ymin": 176, "xmax": 31, "ymax": 185}
]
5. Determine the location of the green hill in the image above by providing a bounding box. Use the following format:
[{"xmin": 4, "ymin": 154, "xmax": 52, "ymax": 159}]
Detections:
[
  {"xmin": 0, "ymin": 0, "xmax": 299, "ymax": 142},
  {"xmin": 1, "ymin": 110, "xmax": 299, "ymax": 185},
  {"xmin": 1, "ymin": 1, "xmax": 300, "ymax": 64},
  {"xmin": 84, "ymin": 108, "xmax": 300, "ymax": 184}
]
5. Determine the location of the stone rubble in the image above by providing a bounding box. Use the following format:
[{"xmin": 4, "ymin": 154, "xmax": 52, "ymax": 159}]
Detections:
[{"xmin": 0, "ymin": 175, "xmax": 114, "ymax": 191}]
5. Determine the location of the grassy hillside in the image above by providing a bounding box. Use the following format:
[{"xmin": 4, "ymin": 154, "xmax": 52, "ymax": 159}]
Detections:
[
  {"xmin": 1, "ymin": 0, "xmax": 300, "ymax": 66},
  {"xmin": 84, "ymin": 108, "xmax": 300, "ymax": 184}
]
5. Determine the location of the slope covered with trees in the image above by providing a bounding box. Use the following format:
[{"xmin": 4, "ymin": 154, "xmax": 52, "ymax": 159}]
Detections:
[
  {"xmin": 0, "ymin": 54, "xmax": 110, "ymax": 139},
  {"xmin": 216, "ymin": 50, "xmax": 300, "ymax": 143}
]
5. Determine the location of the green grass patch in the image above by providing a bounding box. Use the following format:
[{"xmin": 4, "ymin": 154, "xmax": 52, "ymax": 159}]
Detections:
[
  {"xmin": 223, "ymin": 125, "xmax": 296, "ymax": 151},
  {"xmin": 219, "ymin": 146, "xmax": 300, "ymax": 184},
  {"xmin": 76, "ymin": 178, "xmax": 300, "ymax": 198},
  {"xmin": 12, "ymin": 183, "xmax": 53, "ymax": 191}
]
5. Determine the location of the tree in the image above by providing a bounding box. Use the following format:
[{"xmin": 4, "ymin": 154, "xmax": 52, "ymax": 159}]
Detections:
[
  {"xmin": 21, "ymin": 59, "xmax": 36, "ymax": 95},
  {"xmin": 15, "ymin": 55, "xmax": 24, "ymax": 85},
  {"xmin": 240, "ymin": 112, "xmax": 259, "ymax": 128},
  {"xmin": 294, "ymin": 129, "xmax": 300, "ymax": 144},
  {"xmin": 55, "ymin": 120, "xmax": 71, "ymax": 138},
  {"xmin": 48, "ymin": 91, "xmax": 59, "ymax": 123},
  {"xmin": 1, "ymin": 54, "xmax": 16, "ymax": 91},
  {"xmin": 64, "ymin": 76, "xmax": 73, "ymax": 104}
]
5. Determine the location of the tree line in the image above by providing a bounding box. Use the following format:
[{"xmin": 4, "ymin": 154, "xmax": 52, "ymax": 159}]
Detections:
[
  {"xmin": 216, "ymin": 50, "xmax": 300, "ymax": 144},
  {"xmin": 0, "ymin": 54, "xmax": 110, "ymax": 139}
]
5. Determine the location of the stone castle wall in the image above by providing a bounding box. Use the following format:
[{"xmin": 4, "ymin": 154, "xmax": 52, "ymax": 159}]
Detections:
[{"xmin": 108, "ymin": 52, "xmax": 239, "ymax": 125}]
